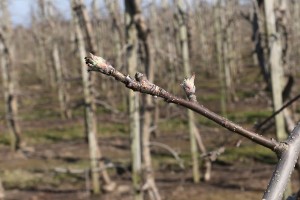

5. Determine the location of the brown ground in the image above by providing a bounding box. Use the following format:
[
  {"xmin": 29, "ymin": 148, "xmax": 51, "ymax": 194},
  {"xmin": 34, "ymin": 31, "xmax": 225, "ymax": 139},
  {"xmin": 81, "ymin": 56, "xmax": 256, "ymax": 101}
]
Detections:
[{"xmin": 1, "ymin": 113, "xmax": 299, "ymax": 200}]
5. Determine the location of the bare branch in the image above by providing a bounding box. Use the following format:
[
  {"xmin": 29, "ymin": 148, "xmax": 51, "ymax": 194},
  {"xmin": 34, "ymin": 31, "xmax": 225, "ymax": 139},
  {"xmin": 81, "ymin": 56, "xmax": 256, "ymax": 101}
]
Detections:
[
  {"xmin": 85, "ymin": 54, "xmax": 282, "ymax": 153},
  {"xmin": 263, "ymin": 125, "xmax": 300, "ymax": 200},
  {"xmin": 149, "ymin": 141, "xmax": 184, "ymax": 169},
  {"xmin": 255, "ymin": 93, "xmax": 300, "ymax": 132}
]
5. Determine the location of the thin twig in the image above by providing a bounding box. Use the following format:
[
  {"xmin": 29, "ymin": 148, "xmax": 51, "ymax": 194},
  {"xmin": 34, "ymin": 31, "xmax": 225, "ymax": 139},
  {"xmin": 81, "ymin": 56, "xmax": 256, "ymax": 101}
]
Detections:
[
  {"xmin": 85, "ymin": 54, "xmax": 282, "ymax": 153},
  {"xmin": 149, "ymin": 141, "xmax": 185, "ymax": 169},
  {"xmin": 254, "ymin": 93, "xmax": 300, "ymax": 132}
]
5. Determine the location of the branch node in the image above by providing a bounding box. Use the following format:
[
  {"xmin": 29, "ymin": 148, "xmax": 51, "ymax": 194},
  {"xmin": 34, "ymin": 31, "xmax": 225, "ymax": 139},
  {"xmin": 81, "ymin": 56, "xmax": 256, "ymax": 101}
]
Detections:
[
  {"xmin": 84, "ymin": 53, "xmax": 115, "ymax": 75},
  {"xmin": 273, "ymin": 141, "xmax": 288, "ymax": 155},
  {"xmin": 181, "ymin": 74, "xmax": 197, "ymax": 101}
]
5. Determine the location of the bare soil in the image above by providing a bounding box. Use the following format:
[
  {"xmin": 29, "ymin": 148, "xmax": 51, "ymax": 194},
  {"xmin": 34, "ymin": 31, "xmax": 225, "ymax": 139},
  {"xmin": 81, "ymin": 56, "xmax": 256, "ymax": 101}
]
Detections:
[{"xmin": 1, "ymin": 114, "xmax": 299, "ymax": 200}]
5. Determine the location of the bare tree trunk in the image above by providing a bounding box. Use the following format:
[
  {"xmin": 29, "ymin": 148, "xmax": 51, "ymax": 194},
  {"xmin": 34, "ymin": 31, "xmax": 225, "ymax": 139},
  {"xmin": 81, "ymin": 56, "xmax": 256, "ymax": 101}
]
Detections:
[
  {"xmin": 224, "ymin": 0, "xmax": 237, "ymax": 102},
  {"xmin": 125, "ymin": 1, "xmax": 143, "ymax": 200},
  {"xmin": 176, "ymin": 0, "xmax": 200, "ymax": 183},
  {"xmin": 264, "ymin": 0, "xmax": 286, "ymax": 141},
  {"xmin": 150, "ymin": 1, "xmax": 161, "ymax": 138},
  {"xmin": 75, "ymin": 16, "xmax": 100, "ymax": 195},
  {"xmin": 73, "ymin": 0, "xmax": 96, "ymax": 54},
  {"xmin": 127, "ymin": 1, "xmax": 162, "ymax": 199},
  {"xmin": 52, "ymin": 43, "xmax": 71, "ymax": 119},
  {"xmin": 0, "ymin": 178, "xmax": 4, "ymax": 200},
  {"xmin": 72, "ymin": 0, "xmax": 115, "ymax": 194},
  {"xmin": 37, "ymin": 0, "xmax": 57, "ymax": 88},
  {"xmin": 91, "ymin": 0, "xmax": 102, "ymax": 54},
  {"xmin": 214, "ymin": 0, "xmax": 227, "ymax": 116},
  {"xmin": 264, "ymin": 0, "xmax": 291, "ymax": 198},
  {"xmin": 221, "ymin": 2, "xmax": 233, "ymax": 104},
  {"xmin": 251, "ymin": 0, "xmax": 269, "ymax": 85},
  {"xmin": 194, "ymin": 1, "xmax": 210, "ymax": 75},
  {"xmin": 0, "ymin": 0, "xmax": 22, "ymax": 152},
  {"xmin": 104, "ymin": 0, "xmax": 122, "ymax": 69}
]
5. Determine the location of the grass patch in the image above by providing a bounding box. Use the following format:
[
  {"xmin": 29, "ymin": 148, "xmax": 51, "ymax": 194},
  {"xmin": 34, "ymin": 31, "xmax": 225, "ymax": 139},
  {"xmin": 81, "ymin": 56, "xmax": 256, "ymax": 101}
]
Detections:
[
  {"xmin": 159, "ymin": 118, "xmax": 187, "ymax": 133},
  {"xmin": 236, "ymin": 90, "xmax": 256, "ymax": 99},
  {"xmin": 1, "ymin": 169, "xmax": 43, "ymax": 189},
  {"xmin": 152, "ymin": 153, "xmax": 185, "ymax": 171},
  {"xmin": 99, "ymin": 122, "xmax": 128, "ymax": 136},
  {"xmin": 199, "ymin": 93, "xmax": 220, "ymax": 102},
  {"xmin": 218, "ymin": 144, "xmax": 277, "ymax": 165},
  {"xmin": 0, "ymin": 133, "xmax": 11, "ymax": 146},
  {"xmin": 22, "ymin": 107, "xmax": 60, "ymax": 121},
  {"xmin": 228, "ymin": 110, "xmax": 272, "ymax": 124},
  {"xmin": 25, "ymin": 124, "xmax": 84, "ymax": 144}
]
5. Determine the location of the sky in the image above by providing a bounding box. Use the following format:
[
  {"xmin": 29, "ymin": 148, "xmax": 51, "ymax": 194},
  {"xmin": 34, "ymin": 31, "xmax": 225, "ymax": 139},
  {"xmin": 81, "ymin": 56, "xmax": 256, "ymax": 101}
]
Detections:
[
  {"xmin": 8, "ymin": 0, "xmax": 249, "ymax": 27},
  {"xmin": 8, "ymin": 0, "xmax": 93, "ymax": 26}
]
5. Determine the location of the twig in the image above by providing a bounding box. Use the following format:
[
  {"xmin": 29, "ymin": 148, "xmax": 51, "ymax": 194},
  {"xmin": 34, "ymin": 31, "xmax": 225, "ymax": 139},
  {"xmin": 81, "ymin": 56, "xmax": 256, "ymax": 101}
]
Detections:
[
  {"xmin": 254, "ymin": 93, "xmax": 300, "ymax": 132},
  {"xmin": 85, "ymin": 54, "xmax": 282, "ymax": 153},
  {"xmin": 85, "ymin": 54, "xmax": 300, "ymax": 200},
  {"xmin": 149, "ymin": 141, "xmax": 185, "ymax": 169},
  {"xmin": 201, "ymin": 147, "xmax": 226, "ymax": 161},
  {"xmin": 95, "ymin": 99, "xmax": 121, "ymax": 114}
]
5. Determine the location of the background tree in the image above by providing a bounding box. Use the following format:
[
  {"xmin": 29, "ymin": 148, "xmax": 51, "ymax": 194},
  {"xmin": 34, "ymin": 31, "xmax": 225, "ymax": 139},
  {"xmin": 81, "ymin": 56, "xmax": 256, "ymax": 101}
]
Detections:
[
  {"xmin": 0, "ymin": 1, "xmax": 300, "ymax": 200},
  {"xmin": 125, "ymin": 1, "xmax": 143, "ymax": 199},
  {"xmin": 72, "ymin": 0, "xmax": 115, "ymax": 194},
  {"xmin": 0, "ymin": 0, "xmax": 22, "ymax": 152}
]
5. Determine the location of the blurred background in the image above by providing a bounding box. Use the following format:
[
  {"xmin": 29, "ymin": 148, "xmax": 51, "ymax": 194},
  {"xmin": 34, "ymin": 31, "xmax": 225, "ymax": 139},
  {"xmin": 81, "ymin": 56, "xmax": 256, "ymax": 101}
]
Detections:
[{"xmin": 0, "ymin": 0, "xmax": 300, "ymax": 199}]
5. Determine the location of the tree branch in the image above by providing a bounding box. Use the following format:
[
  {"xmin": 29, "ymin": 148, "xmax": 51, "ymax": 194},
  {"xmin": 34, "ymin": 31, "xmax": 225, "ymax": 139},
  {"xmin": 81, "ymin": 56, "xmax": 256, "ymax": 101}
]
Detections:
[
  {"xmin": 85, "ymin": 54, "xmax": 300, "ymax": 200},
  {"xmin": 255, "ymin": 93, "xmax": 300, "ymax": 132},
  {"xmin": 85, "ymin": 53, "xmax": 282, "ymax": 153},
  {"xmin": 263, "ymin": 125, "xmax": 300, "ymax": 200},
  {"xmin": 149, "ymin": 141, "xmax": 184, "ymax": 169}
]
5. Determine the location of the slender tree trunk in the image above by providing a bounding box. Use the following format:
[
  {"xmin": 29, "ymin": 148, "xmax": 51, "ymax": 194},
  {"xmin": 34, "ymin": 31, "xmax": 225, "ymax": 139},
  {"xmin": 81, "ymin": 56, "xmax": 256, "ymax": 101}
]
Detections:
[
  {"xmin": 252, "ymin": 0, "xmax": 269, "ymax": 85},
  {"xmin": 214, "ymin": 0, "xmax": 227, "ymax": 116},
  {"xmin": 0, "ymin": 1, "xmax": 22, "ymax": 152},
  {"xmin": 176, "ymin": 0, "xmax": 200, "ymax": 183},
  {"xmin": 264, "ymin": 0, "xmax": 291, "ymax": 198},
  {"xmin": 52, "ymin": 43, "xmax": 71, "ymax": 119},
  {"xmin": 37, "ymin": 0, "xmax": 57, "ymax": 88},
  {"xmin": 129, "ymin": 1, "xmax": 162, "ymax": 199},
  {"xmin": 0, "ymin": 178, "xmax": 4, "ymax": 200},
  {"xmin": 225, "ymin": 0, "xmax": 237, "ymax": 102},
  {"xmin": 91, "ymin": 0, "xmax": 102, "ymax": 54},
  {"xmin": 73, "ymin": 0, "xmax": 96, "ymax": 54},
  {"xmin": 221, "ymin": 2, "xmax": 232, "ymax": 104},
  {"xmin": 195, "ymin": 1, "xmax": 210, "ymax": 75},
  {"xmin": 72, "ymin": 0, "xmax": 115, "ymax": 194},
  {"xmin": 75, "ymin": 17, "xmax": 100, "ymax": 195},
  {"xmin": 292, "ymin": 0, "xmax": 300, "ymax": 68},
  {"xmin": 104, "ymin": 0, "xmax": 122, "ymax": 69},
  {"xmin": 264, "ymin": 0, "xmax": 286, "ymax": 141},
  {"xmin": 125, "ymin": 1, "xmax": 143, "ymax": 200},
  {"xmin": 150, "ymin": 1, "xmax": 161, "ymax": 138}
]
